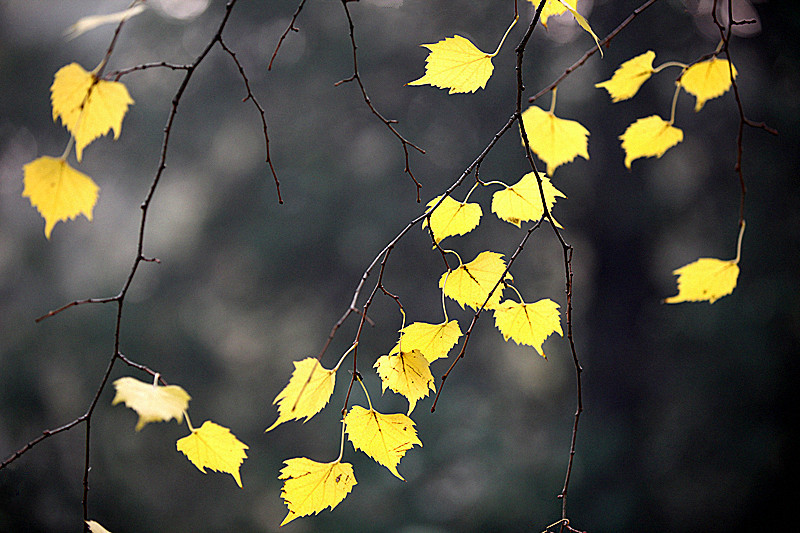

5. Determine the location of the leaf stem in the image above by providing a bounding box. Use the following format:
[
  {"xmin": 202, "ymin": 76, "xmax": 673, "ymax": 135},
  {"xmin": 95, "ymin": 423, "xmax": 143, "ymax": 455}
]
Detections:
[
  {"xmin": 652, "ymin": 61, "xmax": 687, "ymax": 74},
  {"xmin": 462, "ymin": 181, "xmax": 481, "ymax": 203},
  {"xmin": 668, "ymin": 83, "xmax": 682, "ymax": 124},
  {"xmin": 336, "ymin": 416, "xmax": 347, "ymax": 463},
  {"xmin": 491, "ymin": 15, "xmax": 519, "ymax": 57},
  {"xmin": 441, "ymin": 270, "xmax": 452, "ymax": 323},
  {"xmin": 333, "ymin": 342, "xmax": 359, "ymax": 373},
  {"xmin": 355, "ymin": 374, "xmax": 373, "ymax": 411},
  {"xmin": 183, "ymin": 411, "xmax": 195, "ymax": 432},
  {"xmin": 734, "ymin": 219, "xmax": 746, "ymax": 264},
  {"xmin": 549, "ymin": 87, "xmax": 558, "ymax": 114},
  {"xmin": 59, "ymin": 136, "xmax": 76, "ymax": 160}
]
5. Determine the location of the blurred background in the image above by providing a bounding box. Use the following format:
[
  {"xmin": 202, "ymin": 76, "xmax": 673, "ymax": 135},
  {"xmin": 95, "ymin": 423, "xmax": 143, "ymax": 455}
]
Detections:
[{"xmin": 1, "ymin": 0, "xmax": 797, "ymax": 531}]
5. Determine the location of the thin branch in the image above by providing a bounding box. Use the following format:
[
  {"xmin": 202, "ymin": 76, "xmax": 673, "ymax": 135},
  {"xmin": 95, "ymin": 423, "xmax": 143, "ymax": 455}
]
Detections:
[{"xmin": 268, "ymin": 0, "xmax": 308, "ymax": 71}]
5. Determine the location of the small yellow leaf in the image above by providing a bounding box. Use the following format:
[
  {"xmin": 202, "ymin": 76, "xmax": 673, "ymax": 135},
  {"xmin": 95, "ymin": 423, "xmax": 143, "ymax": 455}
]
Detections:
[
  {"xmin": 65, "ymin": 5, "xmax": 147, "ymax": 40},
  {"xmin": 521, "ymin": 105, "xmax": 590, "ymax": 175},
  {"xmin": 22, "ymin": 156, "xmax": 99, "ymax": 239},
  {"xmin": 176, "ymin": 420, "xmax": 249, "ymax": 488},
  {"xmin": 440, "ymin": 251, "xmax": 511, "ymax": 311},
  {"xmin": 529, "ymin": 0, "xmax": 569, "ymax": 28},
  {"xmin": 493, "ymin": 298, "xmax": 563, "ymax": 358},
  {"xmin": 51, "ymin": 63, "xmax": 134, "ymax": 161},
  {"xmin": 595, "ymin": 50, "xmax": 656, "ymax": 102},
  {"xmin": 86, "ymin": 520, "xmax": 112, "ymax": 533},
  {"xmin": 619, "ymin": 115, "xmax": 683, "ymax": 169},
  {"xmin": 111, "ymin": 376, "xmax": 190, "ymax": 431},
  {"xmin": 558, "ymin": 0, "xmax": 602, "ymax": 55},
  {"xmin": 664, "ymin": 258, "xmax": 739, "ymax": 304},
  {"xmin": 492, "ymin": 171, "xmax": 566, "ymax": 228},
  {"xmin": 423, "ymin": 195, "xmax": 482, "ymax": 244},
  {"xmin": 279, "ymin": 458, "xmax": 356, "ymax": 526},
  {"xmin": 407, "ymin": 35, "xmax": 494, "ymax": 94},
  {"xmin": 680, "ymin": 58, "xmax": 737, "ymax": 111},
  {"xmin": 344, "ymin": 405, "xmax": 422, "ymax": 480},
  {"xmin": 390, "ymin": 320, "xmax": 463, "ymax": 362},
  {"xmin": 374, "ymin": 350, "xmax": 435, "ymax": 415},
  {"xmin": 266, "ymin": 358, "xmax": 335, "ymax": 432}
]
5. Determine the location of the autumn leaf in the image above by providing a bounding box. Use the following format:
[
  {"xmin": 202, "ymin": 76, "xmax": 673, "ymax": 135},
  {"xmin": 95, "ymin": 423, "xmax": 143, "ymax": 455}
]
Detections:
[
  {"xmin": 440, "ymin": 251, "xmax": 510, "ymax": 310},
  {"xmin": 374, "ymin": 349, "xmax": 435, "ymax": 415},
  {"xmin": 266, "ymin": 358, "xmax": 336, "ymax": 432},
  {"xmin": 111, "ymin": 376, "xmax": 190, "ymax": 431},
  {"xmin": 390, "ymin": 320, "xmax": 463, "ymax": 362},
  {"xmin": 492, "ymin": 171, "xmax": 566, "ymax": 228},
  {"xmin": 279, "ymin": 457, "xmax": 356, "ymax": 526},
  {"xmin": 619, "ymin": 115, "xmax": 683, "ymax": 169},
  {"xmin": 344, "ymin": 405, "xmax": 422, "ymax": 480},
  {"xmin": 86, "ymin": 521, "xmax": 112, "ymax": 533},
  {"xmin": 407, "ymin": 35, "xmax": 494, "ymax": 94},
  {"xmin": 595, "ymin": 50, "xmax": 656, "ymax": 102},
  {"xmin": 493, "ymin": 298, "xmax": 563, "ymax": 358},
  {"xmin": 51, "ymin": 62, "xmax": 134, "ymax": 161},
  {"xmin": 423, "ymin": 195, "xmax": 482, "ymax": 244},
  {"xmin": 664, "ymin": 258, "xmax": 739, "ymax": 304},
  {"xmin": 520, "ymin": 105, "xmax": 590, "ymax": 174},
  {"xmin": 22, "ymin": 156, "xmax": 99, "ymax": 239},
  {"xmin": 530, "ymin": 0, "xmax": 568, "ymax": 28},
  {"xmin": 66, "ymin": 5, "xmax": 147, "ymax": 40},
  {"xmin": 176, "ymin": 420, "xmax": 249, "ymax": 488},
  {"xmin": 558, "ymin": 0, "xmax": 602, "ymax": 54},
  {"xmin": 680, "ymin": 57, "xmax": 737, "ymax": 111}
]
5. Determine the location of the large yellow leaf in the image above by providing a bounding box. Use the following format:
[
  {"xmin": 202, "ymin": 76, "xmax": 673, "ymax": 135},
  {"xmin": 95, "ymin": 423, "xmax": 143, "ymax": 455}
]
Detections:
[
  {"xmin": 344, "ymin": 405, "xmax": 422, "ymax": 480},
  {"xmin": 664, "ymin": 258, "xmax": 739, "ymax": 304},
  {"xmin": 176, "ymin": 420, "xmax": 249, "ymax": 488},
  {"xmin": 680, "ymin": 58, "xmax": 737, "ymax": 111},
  {"xmin": 22, "ymin": 156, "xmax": 99, "ymax": 239},
  {"xmin": 111, "ymin": 376, "xmax": 190, "ymax": 431},
  {"xmin": 520, "ymin": 105, "xmax": 590, "ymax": 174},
  {"xmin": 619, "ymin": 115, "xmax": 683, "ymax": 169},
  {"xmin": 423, "ymin": 195, "xmax": 482, "ymax": 244},
  {"xmin": 407, "ymin": 35, "xmax": 494, "ymax": 94},
  {"xmin": 278, "ymin": 457, "xmax": 356, "ymax": 526},
  {"xmin": 493, "ymin": 298, "xmax": 563, "ymax": 358},
  {"xmin": 440, "ymin": 251, "xmax": 510, "ymax": 310},
  {"xmin": 51, "ymin": 62, "xmax": 134, "ymax": 161},
  {"xmin": 374, "ymin": 350, "xmax": 435, "ymax": 415},
  {"xmin": 266, "ymin": 358, "xmax": 335, "ymax": 432},
  {"xmin": 595, "ymin": 50, "xmax": 656, "ymax": 102},
  {"xmin": 491, "ymin": 171, "xmax": 566, "ymax": 228},
  {"xmin": 390, "ymin": 320, "xmax": 463, "ymax": 362}
]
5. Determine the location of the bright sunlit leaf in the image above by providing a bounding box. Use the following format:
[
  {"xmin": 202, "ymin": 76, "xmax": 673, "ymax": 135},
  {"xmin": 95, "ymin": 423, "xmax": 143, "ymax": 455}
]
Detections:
[
  {"xmin": 51, "ymin": 62, "xmax": 134, "ymax": 161},
  {"xmin": 111, "ymin": 376, "xmax": 190, "ymax": 431},
  {"xmin": 344, "ymin": 405, "xmax": 422, "ymax": 480},
  {"xmin": 619, "ymin": 115, "xmax": 683, "ymax": 169},
  {"xmin": 529, "ymin": 0, "xmax": 569, "ymax": 28},
  {"xmin": 266, "ymin": 358, "xmax": 336, "ymax": 432},
  {"xmin": 491, "ymin": 171, "xmax": 566, "ymax": 228},
  {"xmin": 680, "ymin": 58, "xmax": 737, "ymax": 111},
  {"xmin": 595, "ymin": 50, "xmax": 656, "ymax": 102},
  {"xmin": 374, "ymin": 349, "xmax": 435, "ymax": 415},
  {"xmin": 407, "ymin": 35, "xmax": 494, "ymax": 94},
  {"xmin": 279, "ymin": 458, "xmax": 356, "ymax": 526},
  {"xmin": 176, "ymin": 420, "xmax": 249, "ymax": 488},
  {"xmin": 423, "ymin": 195, "xmax": 482, "ymax": 244},
  {"xmin": 558, "ymin": 0, "xmax": 602, "ymax": 54},
  {"xmin": 493, "ymin": 298, "xmax": 563, "ymax": 358},
  {"xmin": 86, "ymin": 520, "xmax": 112, "ymax": 533},
  {"xmin": 440, "ymin": 251, "xmax": 510, "ymax": 310},
  {"xmin": 664, "ymin": 257, "xmax": 739, "ymax": 304},
  {"xmin": 65, "ymin": 5, "xmax": 147, "ymax": 40},
  {"xmin": 22, "ymin": 156, "xmax": 99, "ymax": 239},
  {"xmin": 390, "ymin": 320, "xmax": 463, "ymax": 362},
  {"xmin": 521, "ymin": 105, "xmax": 590, "ymax": 174}
]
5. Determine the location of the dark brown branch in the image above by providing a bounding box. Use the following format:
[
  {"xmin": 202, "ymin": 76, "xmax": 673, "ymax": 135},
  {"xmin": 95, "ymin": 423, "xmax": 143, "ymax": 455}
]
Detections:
[{"xmin": 268, "ymin": 0, "xmax": 308, "ymax": 71}]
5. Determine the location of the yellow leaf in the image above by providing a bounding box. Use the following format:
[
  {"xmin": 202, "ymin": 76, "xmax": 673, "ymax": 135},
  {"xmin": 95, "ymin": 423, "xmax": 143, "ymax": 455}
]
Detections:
[
  {"xmin": 51, "ymin": 62, "xmax": 134, "ymax": 161},
  {"xmin": 176, "ymin": 420, "xmax": 249, "ymax": 488},
  {"xmin": 595, "ymin": 50, "xmax": 656, "ymax": 102},
  {"xmin": 390, "ymin": 320, "xmax": 463, "ymax": 362},
  {"xmin": 266, "ymin": 358, "xmax": 335, "ymax": 432},
  {"xmin": 65, "ymin": 5, "xmax": 147, "ymax": 40},
  {"xmin": 111, "ymin": 376, "xmax": 190, "ymax": 431},
  {"xmin": 664, "ymin": 258, "xmax": 739, "ymax": 304},
  {"xmin": 422, "ymin": 195, "xmax": 482, "ymax": 244},
  {"xmin": 278, "ymin": 457, "xmax": 356, "ymax": 526},
  {"xmin": 558, "ymin": 0, "xmax": 602, "ymax": 55},
  {"xmin": 86, "ymin": 520, "xmax": 112, "ymax": 533},
  {"xmin": 344, "ymin": 405, "xmax": 422, "ymax": 480},
  {"xmin": 22, "ymin": 156, "xmax": 99, "ymax": 239},
  {"xmin": 529, "ymin": 0, "xmax": 569, "ymax": 28},
  {"xmin": 520, "ymin": 105, "xmax": 590, "ymax": 174},
  {"xmin": 440, "ymin": 251, "xmax": 510, "ymax": 310},
  {"xmin": 374, "ymin": 350, "xmax": 435, "ymax": 415},
  {"xmin": 680, "ymin": 58, "xmax": 737, "ymax": 111},
  {"xmin": 492, "ymin": 171, "xmax": 566, "ymax": 228},
  {"xmin": 493, "ymin": 298, "xmax": 563, "ymax": 358},
  {"xmin": 407, "ymin": 35, "xmax": 494, "ymax": 94},
  {"xmin": 619, "ymin": 115, "xmax": 683, "ymax": 169}
]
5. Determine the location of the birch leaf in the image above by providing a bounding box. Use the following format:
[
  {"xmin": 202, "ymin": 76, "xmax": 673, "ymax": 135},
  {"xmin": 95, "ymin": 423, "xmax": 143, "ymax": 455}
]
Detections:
[
  {"xmin": 86, "ymin": 521, "xmax": 113, "ymax": 533},
  {"xmin": 680, "ymin": 58, "xmax": 737, "ymax": 111},
  {"xmin": 619, "ymin": 115, "xmax": 683, "ymax": 169},
  {"xmin": 595, "ymin": 50, "xmax": 656, "ymax": 102},
  {"xmin": 491, "ymin": 171, "xmax": 566, "ymax": 228},
  {"xmin": 345, "ymin": 405, "xmax": 422, "ymax": 480},
  {"xmin": 521, "ymin": 105, "xmax": 590, "ymax": 174},
  {"xmin": 176, "ymin": 421, "xmax": 249, "ymax": 488},
  {"xmin": 279, "ymin": 458, "xmax": 356, "ymax": 526},
  {"xmin": 423, "ymin": 195, "xmax": 482, "ymax": 244},
  {"xmin": 111, "ymin": 376, "xmax": 190, "ymax": 431},
  {"xmin": 390, "ymin": 320, "xmax": 463, "ymax": 362},
  {"xmin": 266, "ymin": 358, "xmax": 336, "ymax": 432},
  {"xmin": 440, "ymin": 251, "xmax": 510, "ymax": 310},
  {"xmin": 407, "ymin": 35, "xmax": 494, "ymax": 94},
  {"xmin": 529, "ymin": 0, "xmax": 569, "ymax": 28},
  {"xmin": 374, "ymin": 350, "xmax": 435, "ymax": 415},
  {"xmin": 493, "ymin": 298, "xmax": 563, "ymax": 358},
  {"xmin": 664, "ymin": 258, "xmax": 739, "ymax": 304},
  {"xmin": 558, "ymin": 0, "xmax": 602, "ymax": 54}
]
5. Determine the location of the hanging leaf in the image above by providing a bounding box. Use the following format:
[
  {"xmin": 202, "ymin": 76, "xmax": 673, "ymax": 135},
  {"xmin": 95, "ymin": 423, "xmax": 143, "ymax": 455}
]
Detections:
[
  {"xmin": 491, "ymin": 171, "xmax": 566, "ymax": 228},
  {"xmin": 279, "ymin": 458, "xmax": 356, "ymax": 526},
  {"xmin": 440, "ymin": 251, "xmax": 510, "ymax": 310},
  {"xmin": 407, "ymin": 35, "xmax": 494, "ymax": 94},
  {"xmin": 266, "ymin": 358, "xmax": 336, "ymax": 432},
  {"xmin": 176, "ymin": 420, "xmax": 249, "ymax": 488},
  {"xmin": 111, "ymin": 376, "xmax": 190, "ymax": 431},
  {"xmin": 619, "ymin": 115, "xmax": 683, "ymax": 169},
  {"xmin": 423, "ymin": 195, "xmax": 482, "ymax": 244},
  {"xmin": 520, "ymin": 105, "xmax": 589, "ymax": 174},
  {"xmin": 595, "ymin": 50, "xmax": 656, "ymax": 102},
  {"xmin": 493, "ymin": 298, "xmax": 563, "ymax": 358},
  {"xmin": 345, "ymin": 405, "xmax": 422, "ymax": 480},
  {"xmin": 390, "ymin": 320, "xmax": 463, "ymax": 362},
  {"xmin": 558, "ymin": 0, "xmax": 602, "ymax": 55},
  {"xmin": 680, "ymin": 58, "xmax": 737, "ymax": 111},
  {"xmin": 374, "ymin": 349, "xmax": 435, "ymax": 415},
  {"xmin": 664, "ymin": 258, "xmax": 739, "ymax": 304},
  {"xmin": 85, "ymin": 521, "xmax": 113, "ymax": 533},
  {"xmin": 529, "ymin": 0, "xmax": 569, "ymax": 28}
]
